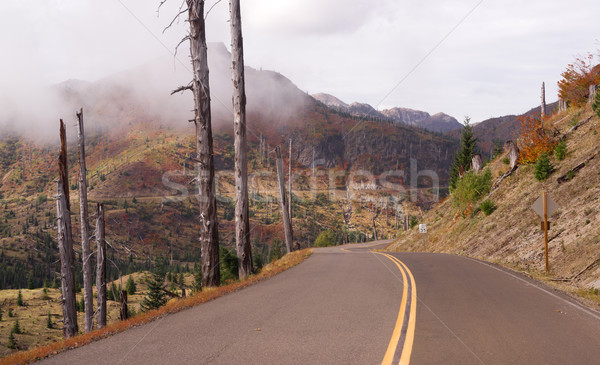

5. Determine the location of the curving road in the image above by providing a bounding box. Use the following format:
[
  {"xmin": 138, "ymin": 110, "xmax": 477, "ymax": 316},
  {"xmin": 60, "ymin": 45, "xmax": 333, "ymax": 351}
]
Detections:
[{"xmin": 39, "ymin": 241, "xmax": 600, "ymax": 364}]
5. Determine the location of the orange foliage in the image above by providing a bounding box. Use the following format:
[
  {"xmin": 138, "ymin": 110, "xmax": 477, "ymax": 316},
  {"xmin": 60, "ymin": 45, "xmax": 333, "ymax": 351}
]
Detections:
[
  {"xmin": 557, "ymin": 52, "xmax": 600, "ymax": 107},
  {"xmin": 517, "ymin": 114, "xmax": 556, "ymax": 164},
  {"xmin": 0, "ymin": 249, "xmax": 313, "ymax": 365}
]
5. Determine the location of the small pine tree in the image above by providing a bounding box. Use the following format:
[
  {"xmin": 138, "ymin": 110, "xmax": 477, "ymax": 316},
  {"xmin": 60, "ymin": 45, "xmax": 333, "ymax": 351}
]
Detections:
[
  {"xmin": 534, "ymin": 153, "xmax": 554, "ymax": 181},
  {"xmin": 12, "ymin": 319, "xmax": 21, "ymax": 334},
  {"xmin": 554, "ymin": 140, "xmax": 567, "ymax": 161},
  {"xmin": 193, "ymin": 263, "xmax": 203, "ymax": 293},
  {"xmin": 592, "ymin": 90, "xmax": 600, "ymax": 118},
  {"xmin": 140, "ymin": 262, "xmax": 168, "ymax": 312},
  {"xmin": 16, "ymin": 290, "xmax": 23, "ymax": 306},
  {"xmin": 7, "ymin": 331, "xmax": 17, "ymax": 349},
  {"xmin": 8, "ymin": 308, "xmax": 13, "ymax": 317},
  {"xmin": 126, "ymin": 276, "xmax": 137, "ymax": 296},
  {"xmin": 449, "ymin": 117, "xmax": 478, "ymax": 191},
  {"xmin": 46, "ymin": 312, "xmax": 52, "ymax": 329},
  {"xmin": 0, "ymin": 307, "xmax": 3, "ymax": 321}
]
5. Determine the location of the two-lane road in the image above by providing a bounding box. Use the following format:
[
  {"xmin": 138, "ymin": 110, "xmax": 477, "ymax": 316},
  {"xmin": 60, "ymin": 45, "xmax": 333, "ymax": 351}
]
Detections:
[{"xmin": 40, "ymin": 242, "xmax": 600, "ymax": 364}]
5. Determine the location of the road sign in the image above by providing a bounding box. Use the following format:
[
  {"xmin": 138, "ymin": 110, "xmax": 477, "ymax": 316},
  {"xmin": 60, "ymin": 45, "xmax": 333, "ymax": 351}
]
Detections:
[
  {"xmin": 419, "ymin": 224, "xmax": 427, "ymax": 234},
  {"xmin": 531, "ymin": 194, "xmax": 559, "ymax": 218}
]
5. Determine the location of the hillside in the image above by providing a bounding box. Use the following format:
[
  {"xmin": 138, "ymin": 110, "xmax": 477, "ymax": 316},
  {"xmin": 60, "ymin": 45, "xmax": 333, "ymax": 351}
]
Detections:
[
  {"xmin": 0, "ymin": 42, "xmax": 459, "ymax": 294},
  {"xmin": 449, "ymin": 101, "xmax": 559, "ymax": 157},
  {"xmin": 389, "ymin": 104, "xmax": 600, "ymax": 308}
]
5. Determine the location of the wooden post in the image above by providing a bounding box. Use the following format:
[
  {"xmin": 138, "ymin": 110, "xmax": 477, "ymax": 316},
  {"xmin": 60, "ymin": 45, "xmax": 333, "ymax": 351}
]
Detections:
[
  {"xmin": 230, "ymin": 0, "xmax": 253, "ymax": 279},
  {"xmin": 543, "ymin": 190, "xmax": 549, "ymax": 273},
  {"xmin": 77, "ymin": 109, "xmax": 93, "ymax": 333},
  {"xmin": 56, "ymin": 120, "xmax": 78, "ymax": 338},
  {"xmin": 96, "ymin": 203, "xmax": 107, "ymax": 329},
  {"xmin": 188, "ymin": 0, "xmax": 220, "ymax": 287},
  {"xmin": 275, "ymin": 146, "xmax": 293, "ymax": 253}
]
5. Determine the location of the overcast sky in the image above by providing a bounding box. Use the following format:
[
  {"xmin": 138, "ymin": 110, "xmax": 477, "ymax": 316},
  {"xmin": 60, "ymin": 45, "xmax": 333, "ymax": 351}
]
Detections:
[{"xmin": 1, "ymin": 0, "xmax": 599, "ymax": 124}]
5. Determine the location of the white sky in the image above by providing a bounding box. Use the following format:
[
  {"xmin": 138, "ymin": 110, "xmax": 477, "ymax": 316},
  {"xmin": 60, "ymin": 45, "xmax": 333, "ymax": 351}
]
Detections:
[{"xmin": 1, "ymin": 0, "xmax": 599, "ymax": 123}]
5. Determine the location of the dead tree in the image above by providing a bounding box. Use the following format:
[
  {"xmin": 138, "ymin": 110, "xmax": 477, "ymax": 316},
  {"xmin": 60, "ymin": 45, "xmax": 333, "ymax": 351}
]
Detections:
[
  {"xmin": 541, "ymin": 82, "xmax": 546, "ymax": 119},
  {"xmin": 275, "ymin": 146, "xmax": 293, "ymax": 254},
  {"xmin": 471, "ymin": 154, "xmax": 483, "ymax": 172},
  {"xmin": 230, "ymin": 0, "xmax": 252, "ymax": 279},
  {"xmin": 288, "ymin": 138, "xmax": 292, "ymax": 219},
  {"xmin": 76, "ymin": 109, "xmax": 93, "ymax": 333},
  {"xmin": 56, "ymin": 120, "xmax": 78, "ymax": 338},
  {"xmin": 96, "ymin": 203, "xmax": 107, "ymax": 329},
  {"xmin": 187, "ymin": 0, "xmax": 220, "ymax": 287}
]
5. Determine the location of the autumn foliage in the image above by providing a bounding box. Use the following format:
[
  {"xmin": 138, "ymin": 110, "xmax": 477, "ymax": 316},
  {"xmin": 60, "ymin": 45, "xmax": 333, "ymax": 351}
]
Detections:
[
  {"xmin": 557, "ymin": 52, "xmax": 600, "ymax": 107},
  {"xmin": 517, "ymin": 114, "xmax": 556, "ymax": 164}
]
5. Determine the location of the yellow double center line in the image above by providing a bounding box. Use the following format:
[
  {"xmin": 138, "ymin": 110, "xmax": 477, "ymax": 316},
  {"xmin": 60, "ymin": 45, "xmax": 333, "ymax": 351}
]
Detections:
[{"xmin": 378, "ymin": 253, "xmax": 417, "ymax": 365}]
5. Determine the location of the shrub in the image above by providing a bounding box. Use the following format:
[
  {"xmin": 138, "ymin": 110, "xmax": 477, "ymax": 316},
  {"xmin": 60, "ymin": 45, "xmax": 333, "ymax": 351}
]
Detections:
[
  {"xmin": 46, "ymin": 312, "xmax": 52, "ymax": 329},
  {"xmin": 534, "ymin": 153, "xmax": 554, "ymax": 181},
  {"xmin": 314, "ymin": 230, "xmax": 336, "ymax": 247},
  {"xmin": 593, "ymin": 90, "xmax": 600, "ymax": 118},
  {"xmin": 558, "ymin": 52, "xmax": 600, "ymax": 108},
  {"xmin": 518, "ymin": 114, "xmax": 556, "ymax": 164},
  {"xmin": 554, "ymin": 140, "xmax": 567, "ymax": 161},
  {"xmin": 480, "ymin": 200, "xmax": 497, "ymax": 216},
  {"xmin": 502, "ymin": 157, "xmax": 510, "ymax": 165},
  {"xmin": 452, "ymin": 169, "xmax": 492, "ymax": 212},
  {"xmin": 409, "ymin": 216, "xmax": 419, "ymax": 229},
  {"xmin": 220, "ymin": 246, "xmax": 239, "ymax": 283}
]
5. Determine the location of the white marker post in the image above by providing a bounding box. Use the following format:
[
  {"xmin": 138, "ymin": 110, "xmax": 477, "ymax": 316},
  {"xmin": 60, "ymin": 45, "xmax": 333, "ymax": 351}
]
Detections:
[{"xmin": 419, "ymin": 224, "xmax": 427, "ymax": 251}]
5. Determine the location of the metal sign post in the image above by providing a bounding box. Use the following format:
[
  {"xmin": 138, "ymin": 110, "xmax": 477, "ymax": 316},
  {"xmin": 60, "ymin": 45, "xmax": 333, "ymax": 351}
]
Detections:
[{"xmin": 531, "ymin": 191, "xmax": 559, "ymax": 273}]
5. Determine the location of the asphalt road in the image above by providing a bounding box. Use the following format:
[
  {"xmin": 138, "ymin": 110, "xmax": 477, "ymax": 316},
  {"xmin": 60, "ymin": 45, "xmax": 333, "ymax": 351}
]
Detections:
[{"xmin": 39, "ymin": 241, "xmax": 600, "ymax": 364}]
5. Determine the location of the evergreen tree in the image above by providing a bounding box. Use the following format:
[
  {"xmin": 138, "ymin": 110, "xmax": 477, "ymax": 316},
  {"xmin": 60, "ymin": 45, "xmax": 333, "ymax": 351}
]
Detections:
[
  {"xmin": 534, "ymin": 153, "xmax": 554, "ymax": 181},
  {"xmin": 193, "ymin": 263, "xmax": 202, "ymax": 293},
  {"xmin": 140, "ymin": 261, "xmax": 168, "ymax": 312},
  {"xmin": 449, "ymin": 117, "xmax": 478, "ymax": 191},
  {"xmin": 0, "ymin": 306, "xmax": 3, "ymax": 321},
  {"xmin": 7, "ymin": 331, "xmax": 16, "ymax": 349},
  {"xmin": 16, "ymin": 290, "xmax": 23, "ymax": 306},
  {"xmin": 12, "ymin": 319, "xmax": 21, "ymax": 334},
  {"xmin": 126, "ymin": 276, "xmax": 137, "ymax": 296},
  {"xmin": 46, "ymin": 312, "xmax": 52, "ymax": 329}
]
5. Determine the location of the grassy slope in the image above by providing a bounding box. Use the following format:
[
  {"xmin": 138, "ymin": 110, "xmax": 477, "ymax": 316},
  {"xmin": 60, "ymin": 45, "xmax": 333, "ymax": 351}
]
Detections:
[{"xmin": 388, "ymin": 105, "xmax": 600, "ymax": 308}]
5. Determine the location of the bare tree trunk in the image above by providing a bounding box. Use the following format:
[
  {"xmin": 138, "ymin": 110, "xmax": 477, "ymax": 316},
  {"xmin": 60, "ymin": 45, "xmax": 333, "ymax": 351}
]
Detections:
[
  {"xmin": 230, "ymin": 0, "xmax": 252, "ymax": 279},
  {"xmin": 56, "ymin": 120, "xmax": 78, "ymax": 338},
  {"xmin": 76, "ymin": 109, "xmax": 93, "ymax": 333},
  {"xmin": 188, "ymin": 0, "xmax": 220, "ymax": 287},
  {"xmin": 275, "ymin": 146, "xmax": 293, "ymax": 254},
  {"xmin": 119, "ymin": 290, "xmax": 128, "ymax": 321},
  {"xmin": 288, "ymin": 138, "xmax": 292, "ymax": 219},
  {"xmin": 96, "ymin": 203, "xmax": 107, "ymax": 329},
  {"xmin": 541, "ymin": 82, "xmax": 546, "ymax": 119}
]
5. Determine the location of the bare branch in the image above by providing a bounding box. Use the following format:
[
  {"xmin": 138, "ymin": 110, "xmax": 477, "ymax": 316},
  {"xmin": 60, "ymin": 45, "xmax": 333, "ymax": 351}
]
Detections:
[
  {"xmin": 171, "ymin": 83, "xmax": 193, "ymax": 95},
  {"xmin": 163, "ymin": 7, "xmax": 189, "ymax": 34},
  {"xmin": 205, "ymin": 0, "xmax": 223, "ymax": 20},
  {"xmin": 174, "ymin": 35, "xmax": 191, "ymax": 57}
]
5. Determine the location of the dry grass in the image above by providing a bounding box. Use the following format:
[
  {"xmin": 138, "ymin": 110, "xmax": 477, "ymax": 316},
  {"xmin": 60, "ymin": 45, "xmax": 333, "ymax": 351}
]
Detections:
[{"xmin": 0, "ymin": 249, "xmax": 312, "ymax": 365}]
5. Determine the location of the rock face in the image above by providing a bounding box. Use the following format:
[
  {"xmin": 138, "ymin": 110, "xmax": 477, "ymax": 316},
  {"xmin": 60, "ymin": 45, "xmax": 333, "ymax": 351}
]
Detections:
[{"xmin": 312, "ymin": 94, "xmax": 461, "ymax": 133}]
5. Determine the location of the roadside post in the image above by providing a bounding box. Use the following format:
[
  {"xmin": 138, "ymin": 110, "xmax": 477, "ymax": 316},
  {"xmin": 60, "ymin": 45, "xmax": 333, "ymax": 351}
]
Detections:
[
  {"xmin": 531, "ymin": 191, "xmax": 559, "ymax": 273},
  {"xmin": 419, "ymin": 224, "xmax": 427, "ymax": 251}
]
